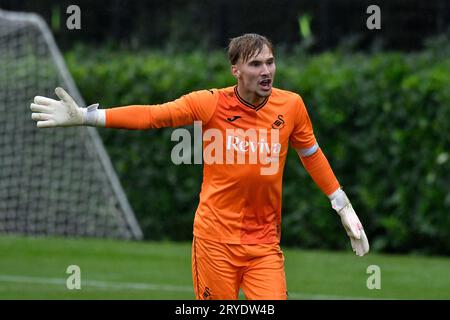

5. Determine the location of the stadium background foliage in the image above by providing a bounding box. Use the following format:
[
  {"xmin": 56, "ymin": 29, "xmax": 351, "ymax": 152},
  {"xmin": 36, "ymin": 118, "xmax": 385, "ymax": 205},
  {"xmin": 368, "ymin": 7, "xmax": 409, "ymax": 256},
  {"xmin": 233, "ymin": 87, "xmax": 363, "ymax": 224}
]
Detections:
[{"xmin": 65, "ymin": 35, "xmax": 449, "ymax": 255}]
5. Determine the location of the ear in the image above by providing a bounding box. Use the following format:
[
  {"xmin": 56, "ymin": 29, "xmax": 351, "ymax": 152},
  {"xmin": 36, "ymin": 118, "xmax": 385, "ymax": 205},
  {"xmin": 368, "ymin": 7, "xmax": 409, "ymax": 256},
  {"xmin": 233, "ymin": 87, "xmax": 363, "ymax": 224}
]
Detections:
[{"xmin": 231, "ymin": 65, "xmax": 240, "ymax": 79}]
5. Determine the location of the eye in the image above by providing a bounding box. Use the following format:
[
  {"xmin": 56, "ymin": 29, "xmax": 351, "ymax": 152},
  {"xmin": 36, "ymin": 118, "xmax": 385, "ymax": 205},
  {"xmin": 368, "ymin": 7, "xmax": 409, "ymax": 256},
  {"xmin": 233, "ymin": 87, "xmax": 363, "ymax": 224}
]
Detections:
[{"xmin": 250, "ymin": 61, "xmax": 261, "ymax": 67}]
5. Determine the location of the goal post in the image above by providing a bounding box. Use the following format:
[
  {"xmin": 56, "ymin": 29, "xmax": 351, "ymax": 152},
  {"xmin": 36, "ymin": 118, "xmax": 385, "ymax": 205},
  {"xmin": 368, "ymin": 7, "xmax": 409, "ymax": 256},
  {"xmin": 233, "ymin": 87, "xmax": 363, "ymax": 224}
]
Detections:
[{"xmin": 0, "ymin": 9, "xmax": 143, "ymax": 240}]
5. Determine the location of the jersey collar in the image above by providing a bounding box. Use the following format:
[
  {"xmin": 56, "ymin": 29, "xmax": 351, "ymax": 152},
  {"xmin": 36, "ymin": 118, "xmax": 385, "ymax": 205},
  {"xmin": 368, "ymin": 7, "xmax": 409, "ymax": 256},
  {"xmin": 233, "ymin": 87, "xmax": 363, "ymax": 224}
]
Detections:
[{"xmin": 234, "ymin": 86, "xmax": 269, "ymax": 111}]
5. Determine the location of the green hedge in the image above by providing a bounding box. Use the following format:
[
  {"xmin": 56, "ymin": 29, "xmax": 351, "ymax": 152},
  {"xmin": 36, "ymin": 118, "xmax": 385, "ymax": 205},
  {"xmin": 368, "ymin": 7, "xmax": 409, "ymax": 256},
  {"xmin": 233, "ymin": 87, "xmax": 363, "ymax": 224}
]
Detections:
[{"xmin": 65, "ymin": 41, "xmax": 450, "ymax": 255}]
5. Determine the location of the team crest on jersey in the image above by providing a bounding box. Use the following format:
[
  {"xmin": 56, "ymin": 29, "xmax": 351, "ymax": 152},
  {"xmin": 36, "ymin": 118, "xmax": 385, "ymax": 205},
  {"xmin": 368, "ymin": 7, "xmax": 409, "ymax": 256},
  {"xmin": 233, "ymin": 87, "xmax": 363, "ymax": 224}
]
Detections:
[{"xmin": 271, "ymin": 115, "xmax": 285, "ymax": 129}]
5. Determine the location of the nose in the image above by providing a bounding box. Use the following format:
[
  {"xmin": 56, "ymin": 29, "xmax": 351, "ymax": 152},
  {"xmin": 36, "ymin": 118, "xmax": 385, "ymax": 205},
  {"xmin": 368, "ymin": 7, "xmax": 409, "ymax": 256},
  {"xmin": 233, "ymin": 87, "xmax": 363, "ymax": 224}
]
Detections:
[{"xmin": 261, "ymin": 63, "xmax": 270, "ymax": 75}]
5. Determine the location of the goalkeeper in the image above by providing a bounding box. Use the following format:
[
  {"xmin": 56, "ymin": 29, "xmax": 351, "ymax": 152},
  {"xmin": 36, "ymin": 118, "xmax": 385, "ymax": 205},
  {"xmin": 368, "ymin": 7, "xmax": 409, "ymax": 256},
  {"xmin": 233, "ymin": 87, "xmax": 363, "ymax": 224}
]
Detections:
[{"xmin": 30, "ymin": 33, "xmax": 369, "ymax": 300}]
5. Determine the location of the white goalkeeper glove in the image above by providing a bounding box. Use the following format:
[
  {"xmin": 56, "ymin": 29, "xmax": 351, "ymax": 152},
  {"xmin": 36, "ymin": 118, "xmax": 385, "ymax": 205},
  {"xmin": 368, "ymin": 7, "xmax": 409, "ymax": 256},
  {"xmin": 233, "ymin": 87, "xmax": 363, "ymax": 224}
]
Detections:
[
  {"xmin": 30, "ymin": 87, "xmax": 104, "ymax": 128},
  {"xmin": 329, "ymin": 188, "xmax": 370, "ymax": 256}
]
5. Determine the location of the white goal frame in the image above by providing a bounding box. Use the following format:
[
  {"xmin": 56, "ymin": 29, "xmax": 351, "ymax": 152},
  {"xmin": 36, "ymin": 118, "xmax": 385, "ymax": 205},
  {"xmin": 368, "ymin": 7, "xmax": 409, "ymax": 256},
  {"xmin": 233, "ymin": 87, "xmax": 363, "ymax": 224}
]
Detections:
[{"xmin": 0, "ymin": 9, "xmax": 143, "ymax": 240}]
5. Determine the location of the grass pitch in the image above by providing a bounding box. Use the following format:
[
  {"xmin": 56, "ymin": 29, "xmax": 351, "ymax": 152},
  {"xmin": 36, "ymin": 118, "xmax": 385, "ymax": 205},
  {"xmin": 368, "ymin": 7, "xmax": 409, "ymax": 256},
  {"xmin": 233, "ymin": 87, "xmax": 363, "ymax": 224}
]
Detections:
[{"xmin": 0, "ymin": 235, "xmax": 449, "ymax": 299}]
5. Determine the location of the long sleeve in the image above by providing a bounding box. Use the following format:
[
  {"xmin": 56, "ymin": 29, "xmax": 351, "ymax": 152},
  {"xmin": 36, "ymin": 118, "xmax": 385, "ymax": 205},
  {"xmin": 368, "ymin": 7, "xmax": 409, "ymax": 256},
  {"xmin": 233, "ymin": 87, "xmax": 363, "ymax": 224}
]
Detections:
[
  {"xmin": 290, "ymin": 96, "xmax": 340, "ymax": 195},
  {"xmin": 105, "ymin": 89, "xmax": 219, "ymax": 129},
  {"xmin": 299, "ymin": 148, "xmax": 340, "ymax": 196}
]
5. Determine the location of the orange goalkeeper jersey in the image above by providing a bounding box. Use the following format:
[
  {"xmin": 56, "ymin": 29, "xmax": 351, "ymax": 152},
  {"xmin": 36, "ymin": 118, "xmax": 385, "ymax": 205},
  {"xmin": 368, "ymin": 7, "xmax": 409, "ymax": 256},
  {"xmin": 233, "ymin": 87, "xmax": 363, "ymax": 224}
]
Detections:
[{"xmin": 106, "ymin": 86, "xmax": 338, "ymax": 244}]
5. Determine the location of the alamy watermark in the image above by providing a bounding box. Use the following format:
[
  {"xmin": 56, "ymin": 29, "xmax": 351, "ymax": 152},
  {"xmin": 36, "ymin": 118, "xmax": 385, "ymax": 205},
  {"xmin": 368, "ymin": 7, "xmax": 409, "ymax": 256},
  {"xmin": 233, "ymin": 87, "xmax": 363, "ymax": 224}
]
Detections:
[
  {"xmin": 366, "ymin": 264, "xmax": 381, "ymax": 290},
  {"xmin": 366, "ymin": 5, "xmax": 381, "ymax": 30},
  {"xmin": 62, "ymin": 5, "xmax": 380, "ymax": 31},
  {"xmin": 66, "ymin": 265, "xmax": 81, "ymax": 290},
  {"xmin": 66, "ymin": 5, "xmax": 81, "ymax": 30},
  {"xmin": 170, "ymin": 121, "xmax": 281, "ymax": 176}
]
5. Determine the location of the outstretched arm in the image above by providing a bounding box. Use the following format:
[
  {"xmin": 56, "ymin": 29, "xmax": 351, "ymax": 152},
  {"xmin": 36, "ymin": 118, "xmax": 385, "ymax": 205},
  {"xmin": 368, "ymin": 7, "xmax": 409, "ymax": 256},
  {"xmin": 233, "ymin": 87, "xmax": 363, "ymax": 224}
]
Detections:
[
  {"xmin": 297, "ymin": 145, "xmax": 370, "ymax": 256},
  {"xmin": 30, "ymin": 87, "xmax": 217, "ymax": 129}
]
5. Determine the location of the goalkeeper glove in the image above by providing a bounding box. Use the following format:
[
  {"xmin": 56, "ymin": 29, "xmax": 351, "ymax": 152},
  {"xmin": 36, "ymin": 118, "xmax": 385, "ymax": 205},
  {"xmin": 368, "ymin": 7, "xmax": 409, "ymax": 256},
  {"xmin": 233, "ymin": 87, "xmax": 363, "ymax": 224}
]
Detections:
[
  {"xmin": 329, "ymin": 188, "xmax": 370, "ymax": 256},
  {"xmin": 30, "ymin": 87, "xmax": 102, "ymax": 128}
]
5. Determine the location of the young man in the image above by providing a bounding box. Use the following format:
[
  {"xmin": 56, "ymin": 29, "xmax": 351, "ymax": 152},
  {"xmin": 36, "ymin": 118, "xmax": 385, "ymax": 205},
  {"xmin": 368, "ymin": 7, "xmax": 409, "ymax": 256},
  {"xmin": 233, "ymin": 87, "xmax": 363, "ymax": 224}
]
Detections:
[{"xmin": 30, "ymin": 33, "xmax": 369, "ymax": 300}]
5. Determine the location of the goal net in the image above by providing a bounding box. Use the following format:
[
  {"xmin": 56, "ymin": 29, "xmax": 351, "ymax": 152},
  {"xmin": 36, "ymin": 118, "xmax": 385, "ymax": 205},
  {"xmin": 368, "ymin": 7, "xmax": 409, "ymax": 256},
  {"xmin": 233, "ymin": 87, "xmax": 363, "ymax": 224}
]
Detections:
[{"xmin": 0, "ymin": 9, "xmax": 143, "ymax": 240}]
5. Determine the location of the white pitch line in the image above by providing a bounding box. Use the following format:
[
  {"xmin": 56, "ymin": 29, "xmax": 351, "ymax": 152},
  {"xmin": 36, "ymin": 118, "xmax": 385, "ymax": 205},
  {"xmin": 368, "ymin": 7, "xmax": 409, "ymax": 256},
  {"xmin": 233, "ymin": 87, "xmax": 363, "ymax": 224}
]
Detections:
[
  {"xmin": 0, "ymin": 275, "xmax": 192, "ymax": 293},
  {"xmin": 0, "ymin": 275, "xmax": 376, "ymax": 300}
]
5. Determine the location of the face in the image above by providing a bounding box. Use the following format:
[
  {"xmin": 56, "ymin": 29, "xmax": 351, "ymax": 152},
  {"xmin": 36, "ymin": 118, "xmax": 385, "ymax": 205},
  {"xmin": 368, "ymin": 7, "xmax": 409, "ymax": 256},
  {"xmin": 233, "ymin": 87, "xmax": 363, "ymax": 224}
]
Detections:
[{"xmin": 232, "ymin": 44, "xmax": 276, "ymax": 102}]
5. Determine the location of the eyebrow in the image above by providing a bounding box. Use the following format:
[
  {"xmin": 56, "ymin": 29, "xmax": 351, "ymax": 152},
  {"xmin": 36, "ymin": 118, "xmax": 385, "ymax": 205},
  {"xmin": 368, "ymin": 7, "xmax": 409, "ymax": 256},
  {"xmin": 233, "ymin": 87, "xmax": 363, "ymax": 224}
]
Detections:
[{"xmin": 248, "ymin": 56, "xmax": 275, "ymax": 64}]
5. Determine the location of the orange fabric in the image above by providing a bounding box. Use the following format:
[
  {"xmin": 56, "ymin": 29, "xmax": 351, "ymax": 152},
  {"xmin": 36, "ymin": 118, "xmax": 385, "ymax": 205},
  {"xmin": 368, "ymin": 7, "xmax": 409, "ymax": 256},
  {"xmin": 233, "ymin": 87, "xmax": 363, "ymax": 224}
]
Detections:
[
  {"xmin": 196, "ymin": 87, "xmax": 317, "ymax": 244},
  {"xmin": 105, "ymin": 89, "xmax": 218, "ymax": 129},
  {"xmin": 192, "ymin": 236, "xmax": 287, "ymax": 300},
  {"xmin": 299, "ymin": 148, "xmax": 340, "ymax": 196},
  {"xmin": 106, "ymin": 86, "xmax": 324, "ymax": 244}
]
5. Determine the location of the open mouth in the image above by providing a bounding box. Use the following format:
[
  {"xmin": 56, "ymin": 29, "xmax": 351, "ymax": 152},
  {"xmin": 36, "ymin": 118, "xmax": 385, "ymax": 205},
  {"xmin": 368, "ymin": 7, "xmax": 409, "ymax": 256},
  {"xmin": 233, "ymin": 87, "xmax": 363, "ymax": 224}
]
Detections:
[{"xmin": 259, "ymin": 78, "xmax": 272, "ymax": 91}]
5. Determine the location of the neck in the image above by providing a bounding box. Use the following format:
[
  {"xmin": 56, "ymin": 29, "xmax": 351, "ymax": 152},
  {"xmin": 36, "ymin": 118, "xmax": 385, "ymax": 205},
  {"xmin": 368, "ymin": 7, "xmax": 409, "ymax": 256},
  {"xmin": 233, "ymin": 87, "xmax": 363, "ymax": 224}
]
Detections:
[{"xmin": 236, "ymin": 84, "xmax": 265, "ymax": 106}]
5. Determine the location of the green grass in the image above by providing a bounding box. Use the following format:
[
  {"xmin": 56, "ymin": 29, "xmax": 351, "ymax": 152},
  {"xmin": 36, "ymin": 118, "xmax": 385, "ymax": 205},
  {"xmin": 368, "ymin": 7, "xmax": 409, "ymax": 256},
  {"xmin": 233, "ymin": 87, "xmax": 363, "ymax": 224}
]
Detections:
[{"xmin": 0, "ymin": 235, "xmax": 449, "ymax": 299}]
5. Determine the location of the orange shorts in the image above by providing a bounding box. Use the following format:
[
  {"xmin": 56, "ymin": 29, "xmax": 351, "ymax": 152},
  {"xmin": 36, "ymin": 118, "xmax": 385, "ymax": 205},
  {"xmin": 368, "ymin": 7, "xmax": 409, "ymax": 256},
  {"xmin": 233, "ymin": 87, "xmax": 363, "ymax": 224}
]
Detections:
[{"xmin": 192, "ymin": 236, "xmax": 287, "ymax": 300}]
